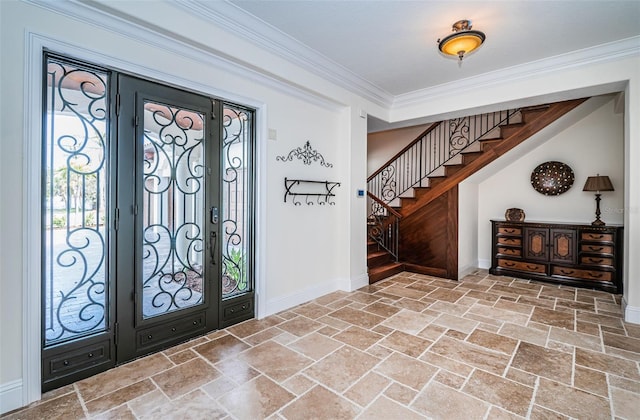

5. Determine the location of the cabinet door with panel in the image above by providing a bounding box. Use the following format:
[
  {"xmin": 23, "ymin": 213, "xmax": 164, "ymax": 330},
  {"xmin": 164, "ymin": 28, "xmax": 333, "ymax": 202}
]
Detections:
[{"xmin": 524, "ymin": 227, "xmax": 576, "ymax": 264}]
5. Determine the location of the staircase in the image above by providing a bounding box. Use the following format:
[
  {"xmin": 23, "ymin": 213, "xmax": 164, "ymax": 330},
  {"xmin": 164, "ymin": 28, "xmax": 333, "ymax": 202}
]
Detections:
[
  {"xmin": 367, "ymin": 98, "xmax": 587, "ymax": 283},
  {"xmin": 367, "ymin": 239, "xmax": 404, "ymax": 283}
]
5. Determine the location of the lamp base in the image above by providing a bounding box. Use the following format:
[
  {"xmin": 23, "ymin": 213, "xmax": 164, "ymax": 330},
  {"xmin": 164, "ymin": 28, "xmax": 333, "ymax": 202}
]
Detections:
[{"xmin": 591, "ymin": 219, "xmax": 606, "ymax": 227}]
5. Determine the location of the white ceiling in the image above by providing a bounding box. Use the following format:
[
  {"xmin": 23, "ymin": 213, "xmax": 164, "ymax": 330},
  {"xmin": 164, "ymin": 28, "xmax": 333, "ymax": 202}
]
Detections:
[{"xmin": 224, "ymin": 0, "xmax": 640, "ymax": 97}]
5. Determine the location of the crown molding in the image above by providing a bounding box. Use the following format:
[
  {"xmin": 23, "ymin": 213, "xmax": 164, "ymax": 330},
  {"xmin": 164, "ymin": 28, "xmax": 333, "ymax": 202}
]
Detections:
[
  {"xmin": 393, "ymin": 36, "xmax": 640, "ymax": 109},
  {"xmin": 23, "ymin": 0, "xmax": 347, "ymax": 112},
  {"xmin": 21, "ymin": 1, "xmax": 640, "ymax": 115},
  {"xmin": 174, "ymin": 0, "xmax": 394, "ymax": 107}
]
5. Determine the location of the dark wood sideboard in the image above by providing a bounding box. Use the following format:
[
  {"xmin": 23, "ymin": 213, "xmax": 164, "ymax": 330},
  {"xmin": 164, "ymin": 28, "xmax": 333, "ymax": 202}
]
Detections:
[{"xmin": 490, "ymin": 220, "xmax": 623, "ymax": 293}]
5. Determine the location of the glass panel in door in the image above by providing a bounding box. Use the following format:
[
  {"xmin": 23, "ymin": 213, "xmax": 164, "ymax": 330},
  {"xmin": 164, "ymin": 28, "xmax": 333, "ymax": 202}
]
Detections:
[
  {"xmin": 141, "ymin": 101, "xmax": 206, "ymax": 318},
  {"xmin": 43, "ymin": 58, "xmax": 110, "ymax": 345}
]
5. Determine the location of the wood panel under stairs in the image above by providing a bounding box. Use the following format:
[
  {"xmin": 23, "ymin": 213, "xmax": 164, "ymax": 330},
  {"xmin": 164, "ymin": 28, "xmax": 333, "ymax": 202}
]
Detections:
[
  {"xmin": 367, "ymin": 240, "xmax": 404, "ymax": 283},
  {"xmin": 395, "ymin": 98, "xmax": 587, "ymax": 218}
]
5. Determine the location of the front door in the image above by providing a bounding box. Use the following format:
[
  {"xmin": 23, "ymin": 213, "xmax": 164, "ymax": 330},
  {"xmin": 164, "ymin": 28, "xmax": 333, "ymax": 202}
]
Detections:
[
  {"xmin": 41, "ymin": 54, "xmax": 241, "ymax": 391},
  {"xmin": 115, "ymin": 75, "xmax": 220, "ymax": 362}
]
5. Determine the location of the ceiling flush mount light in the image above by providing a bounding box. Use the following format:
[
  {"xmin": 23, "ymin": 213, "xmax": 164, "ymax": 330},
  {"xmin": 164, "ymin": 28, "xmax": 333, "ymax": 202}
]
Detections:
[{"xmin": 437, "ymin": 19, "xmax": 486, "ymax": 61}]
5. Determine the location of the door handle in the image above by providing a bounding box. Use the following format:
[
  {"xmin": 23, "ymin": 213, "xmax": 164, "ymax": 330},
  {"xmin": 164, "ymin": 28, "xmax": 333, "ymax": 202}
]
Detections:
[
  {"xmin": 210, "ymin": 206, "xmax": 218, "ymax": 224},
  {"xmin": 209, "ymin": 231, "xmax": 217, "ymax": 265}
]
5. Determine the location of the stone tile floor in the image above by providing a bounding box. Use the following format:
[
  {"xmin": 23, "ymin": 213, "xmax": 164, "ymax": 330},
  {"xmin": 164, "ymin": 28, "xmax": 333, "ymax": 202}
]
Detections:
[{"xmin": 4, "ymin": 270, "xmax": 640, "ymax": 419}]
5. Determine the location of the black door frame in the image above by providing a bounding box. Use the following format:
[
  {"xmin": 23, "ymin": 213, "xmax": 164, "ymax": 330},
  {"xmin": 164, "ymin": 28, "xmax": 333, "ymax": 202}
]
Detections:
[{"xmin": 115, "ymin": 75, "xmax": 221, "ymax": 363}]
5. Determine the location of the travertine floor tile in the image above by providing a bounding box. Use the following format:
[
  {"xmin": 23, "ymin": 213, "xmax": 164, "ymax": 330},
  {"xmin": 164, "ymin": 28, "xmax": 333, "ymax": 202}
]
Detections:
[
  {"xmin": 610, "ymin": 386, "xmax": 640, "ymax": 419},
  {"xmin": 511, "ymin": 342, "xmax": 573, "ymax": 384},
  {"xmin": 2, "ymin": 392, "xmax": 84, "ymax": 420},
  {"xmin": 430, "ymin": 336, "xmax": 511, "ymax": 375},
  {"xmin": 6, "ymin": 271, "xmax": 638, "ymax": 420},
  {"xmin": 85, "ymin": 379, "xmax": 155, "ymax": 416},
  {"xmin": 238, "ymin": 341, "xmax": 312, "ymax": 382},
  {"xmin": 358, "ymin": 396, "xmax": 424, "ymax": 419},
  {"xmin": 343, "ymin": 371, "xmax": 389, "ymax": 407},
  {"xmin": 217, "ymin": 375, "xmax": 294, "ymax": 418},
  {"xmin": 375, "ymin": 352, "xmax": 437, "ymax": 390},
  {"xmin": 535, "ymin": 378, "xmax": 611, "ymax": 419},
  {"xmin": 288, "ymin": 332, "xmax": 342, "ymax": 360},
  {"xmin": 462, "ymin": 369, "xmax": 534, "ymax": 417},
  {"xmin": 411, "ymin": 381, "xmax": 490, "ymax": 419},
  {"xmin": 378, "ymin": 330, "xmax": 431, "ymax": 357},
  {"xmin": 152, "ymin": 358, "xmax": 220, "ymax": 399},
  {"xmin": 332, "ymin": 325, "xmax": 383, "ymax": 350},
  {"xmin": 76, "ymin": 353, "xmax": 173, "ymax": 402},
  {"xmin": 304, "ymin": 346, "xmax": 379, "ymax": 392},
  {"xmin": 194, "ymin": 334, "xmax": 251, "ymax": 364},
  {"xmin": 281, "ymin": 385, "xmax": 358, "ymax": 419}
]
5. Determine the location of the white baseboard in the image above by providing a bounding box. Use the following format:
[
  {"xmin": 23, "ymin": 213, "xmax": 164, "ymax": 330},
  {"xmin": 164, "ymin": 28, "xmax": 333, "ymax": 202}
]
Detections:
[
  {"xmin": 622, "ymin": 297, "xmax": 640, "ymax": 325},
  {"xmin": 263, "ymin": 278, "xmax": 341, "ymax": 317},
  {"xmin": 457, "ymin": 264, "xmax": 478, "ymax": 280},
  {"xmin": 341, "ymin": 273, "xmax": 369, "ymax": 292},
  {"xmin": 477, "ymin": 259, "xmax": 491, "ymax": 270},
  {"xmin": 0, "ymin": 379, "xmax": 23, "ymax": 415}
]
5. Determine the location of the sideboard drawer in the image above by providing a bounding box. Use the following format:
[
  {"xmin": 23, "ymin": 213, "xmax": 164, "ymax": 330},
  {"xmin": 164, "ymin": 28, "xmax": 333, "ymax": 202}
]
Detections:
[
  {"xmin": 497, "ymin": 237, "xmax": 522, "ymax": 246},
  {"xmin": 580, "ymin": 244, "xmax": 614, "ymax": 254},
  {"xmin": 498, "ymin": 259, "xmax": 546, "ymax": 274},
  {"xmin": 552, "ymin": 266, "xmax": 613, "ymax": 282},
  {"xmin": 498, "ymin": 227, "xmax": 522, "ymax": 235},
  {"xmin": 497, "ymin": 247, "xmax": 521, "ymax": 257},
  {"xmin": 580, "ymin": 256, "xmax": 614, "ymax": 267},
  {"xmin": 581, "ymin": 232, "xmax": 614, "ymax": 242}
]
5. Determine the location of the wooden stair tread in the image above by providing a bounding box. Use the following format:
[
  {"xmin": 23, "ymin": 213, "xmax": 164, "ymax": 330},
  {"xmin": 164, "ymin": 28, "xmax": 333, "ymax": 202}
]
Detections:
[
  {"xmin": 368, "ymin": 262, "xmax": 404, "ymax": 283},
  {"xmin": 367, "ymin": 250, "xmax": 389, "ymax": 258}
]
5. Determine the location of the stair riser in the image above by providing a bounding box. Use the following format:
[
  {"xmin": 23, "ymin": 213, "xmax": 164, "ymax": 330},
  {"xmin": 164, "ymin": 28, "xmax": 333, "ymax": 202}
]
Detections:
[
  {"xmin": 369, "ymin": 264, "xmax": 405, "ymax": 283},
  {"xmin": 367, "ymin": 253, "xmax": 393, "ymax": 268}
]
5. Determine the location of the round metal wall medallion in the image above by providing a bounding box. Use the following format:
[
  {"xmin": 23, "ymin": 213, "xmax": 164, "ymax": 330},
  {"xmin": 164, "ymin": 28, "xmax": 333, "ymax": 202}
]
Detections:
[{"xmin": 530, "ymin": 161, "xmax": 575, "ymax": 196}]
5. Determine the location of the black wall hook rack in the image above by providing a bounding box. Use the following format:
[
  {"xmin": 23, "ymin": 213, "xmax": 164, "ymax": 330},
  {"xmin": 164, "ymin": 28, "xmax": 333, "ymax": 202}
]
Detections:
[{"xmin": 284, "ymin": 178, "xmax": 341, "ymax": 205}]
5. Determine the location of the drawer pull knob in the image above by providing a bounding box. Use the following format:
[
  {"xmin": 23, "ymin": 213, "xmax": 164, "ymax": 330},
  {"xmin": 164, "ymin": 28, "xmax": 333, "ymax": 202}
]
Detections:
[
  {"xmin": 193, "ymin": 321, "xmax": 198, "ymax": 325},
  {"xmin": 589, "ymin": 246, "xmax": 603, "ymax": 252},
  {"xmin": 588, "ymin": 258, "xmax": 603, "ymax": 264},
  {"xmin": 171, "ymin": 327, "xmax": 176, "ymax": 332},
  {"xmin": 63, "ymin": 360, "xmax": 69, "ymax": 366},
  {"xmin": 88, "ymin": 353, "xmax": 93, "ymax": 358},
  {"xmin": 504, "ymin": 262, "xmax": 515, "ymax": 267},
  {"xmin": 588, "ymin": 272, "xmax": 603, "ymax": 278},
  {"xmin": 560, "ymin": 269, "xmax": 574, "ymax": 275},
  {"xmin": 148, "ymin": 334, "xmax": 153, "ymax": 340},
  {"xmin": 588, "ymin": 234, "xmax": 604, "ymax": 239},
  {"xmin": 526, "ymin": 265, "xmax": 538, "ymax": 270}
]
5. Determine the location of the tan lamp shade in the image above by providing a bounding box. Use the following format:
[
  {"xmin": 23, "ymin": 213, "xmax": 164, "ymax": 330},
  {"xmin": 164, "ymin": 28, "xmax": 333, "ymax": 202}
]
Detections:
[
  {"xmin": 439, "ymin": 34, "xmax": 484, "ymax": 57},
  {"xmin": 582, "ymin": 175, "xmax": 614, "ymax": 192}
]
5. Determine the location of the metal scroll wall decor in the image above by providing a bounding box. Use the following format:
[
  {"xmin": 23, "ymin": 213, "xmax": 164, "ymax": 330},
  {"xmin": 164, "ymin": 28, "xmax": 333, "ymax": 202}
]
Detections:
[
  {"xmin": 277, "ymin": 140, "xmax": 340, "ymax": 205},
  {"xmin": 276, "ymin": 140, "xmax": 333, "ymax": 167}
]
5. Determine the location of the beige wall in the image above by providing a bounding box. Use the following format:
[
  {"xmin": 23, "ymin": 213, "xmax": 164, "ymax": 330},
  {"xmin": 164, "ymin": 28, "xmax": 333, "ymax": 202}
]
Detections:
[{"xmin": 367, "ymin": 124, "xmax": 431, "ymax": 176}]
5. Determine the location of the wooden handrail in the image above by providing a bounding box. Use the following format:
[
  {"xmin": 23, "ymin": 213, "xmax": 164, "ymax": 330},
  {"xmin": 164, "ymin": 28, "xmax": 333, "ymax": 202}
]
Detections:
[
  {"xmin": 367, "ymin": 192, "xmax": 402, "ymax": 219},
  {"xmin": 367, "ymin": 122, "xmax": 441, "ymax": 182}
]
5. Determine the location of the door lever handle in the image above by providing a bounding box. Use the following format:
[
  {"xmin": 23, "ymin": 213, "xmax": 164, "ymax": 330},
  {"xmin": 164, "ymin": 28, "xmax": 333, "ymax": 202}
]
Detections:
[
  {"xmin": 209, "ymin": 231, "xmax": 217, "ymax": 265},
  {"xmin": 210, "ymin": 206, "xmax": 218, "ymax": 224}
]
